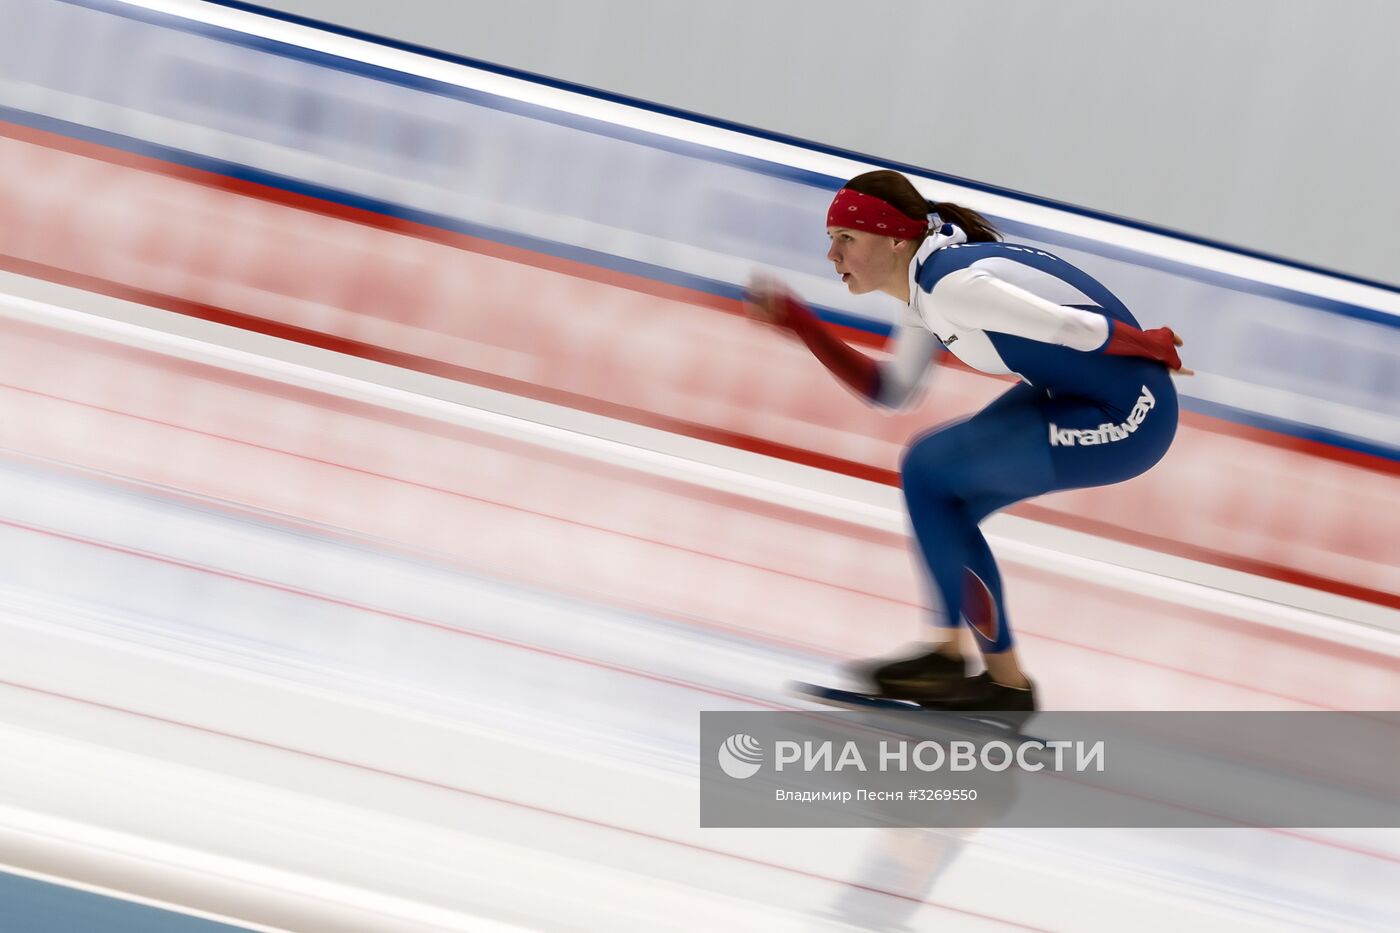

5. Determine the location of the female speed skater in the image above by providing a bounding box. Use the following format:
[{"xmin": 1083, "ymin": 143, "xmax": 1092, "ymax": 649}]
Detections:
[{"xmin": 744, "ymin": 170, "xmax": 1188, "ymax": 712}]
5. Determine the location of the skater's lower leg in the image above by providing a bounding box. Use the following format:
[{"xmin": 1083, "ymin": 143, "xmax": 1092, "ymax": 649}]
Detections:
[
  {"xmin": 913, "ymin": 629, "xmax": 1027, "ymax": 688},
  {"xmin": 980, "ymin": 647, "xmax": 1029, "ymax": 689},
  {"xmin": 927, "ymin": 627, "xmax": 967, "ymax": 661}
]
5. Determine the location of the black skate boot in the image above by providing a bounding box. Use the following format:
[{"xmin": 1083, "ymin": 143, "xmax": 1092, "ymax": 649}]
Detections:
[
  {"xmin": 922, "ymin": 672, "xmax": 1037, "ymax": 713},
  {"xmin": 850, "ymin": 644, "xmax": 969, "ymax": 702}
]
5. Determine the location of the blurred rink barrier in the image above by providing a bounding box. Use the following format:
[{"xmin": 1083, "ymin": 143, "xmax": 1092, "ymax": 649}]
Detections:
[
  {"xmin": 0, "ymin": 1, "xmax": 1399, "ymax": 931},
  {"xmin": 0, "ymin": 0, "xmax": 1395, "ymax": 611}
]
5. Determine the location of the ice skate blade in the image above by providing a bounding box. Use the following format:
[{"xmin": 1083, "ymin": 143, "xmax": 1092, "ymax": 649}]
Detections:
[
  {"xmin": 788, "ymin": 681, "xmax": 1049, "ymax": 757},
  {"xmin": 787, "ymin": 681, "xmax": 923, "ymax": 712}
]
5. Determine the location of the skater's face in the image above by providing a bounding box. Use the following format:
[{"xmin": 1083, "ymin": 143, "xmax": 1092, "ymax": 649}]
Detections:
[{"xmin": 826, "ymin": 227, "xmax": 912, "ymax": 298}]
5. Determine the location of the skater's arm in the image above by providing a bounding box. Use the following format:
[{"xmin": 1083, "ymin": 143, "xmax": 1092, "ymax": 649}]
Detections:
[
  {"xmin": 874, "ymin": 311, "xmax": 941, "ymax": 409},
  {"xmin": 932, "ymin": 268, "xmax": 1187, "ymax": 371},
  {"xmin": 744, "ymin": 283, "xmax": 881, "ymax": 401},
  {"xmin": 933, "ymin": 267, "xmax": 1109, "ymax": 349}
]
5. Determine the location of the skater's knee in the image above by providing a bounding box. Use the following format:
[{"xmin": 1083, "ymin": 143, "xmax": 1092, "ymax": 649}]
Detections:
[
  {"xmin": 901, "ymin": 431, "xmax": 948, "ymax": 479},
  {"xmin": 901, "ymin": 431, "xmax": 969, "ymax": 496}
]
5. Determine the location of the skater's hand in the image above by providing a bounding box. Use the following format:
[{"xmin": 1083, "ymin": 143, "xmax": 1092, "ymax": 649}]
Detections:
[
  {"xmin": 1169, "ymin": 331, "xmax": 1194, "ymax": 376},
  {"xmin": 1104, "ymin": 322, "xmax": 1193, "ymax": 375},
  {"xmin": 742, "ymin": 274, "xmax": 792, "ymax": 328}
]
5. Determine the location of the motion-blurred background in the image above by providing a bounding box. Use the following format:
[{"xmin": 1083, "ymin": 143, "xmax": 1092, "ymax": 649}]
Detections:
[{"xmin": 0, "ymin": 1, "xmax": 1396, "ymax": 930}]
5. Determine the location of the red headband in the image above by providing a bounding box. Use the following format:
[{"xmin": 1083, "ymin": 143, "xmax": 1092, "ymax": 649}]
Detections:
[{"xmin": 826, "ymin": 188, "xmax": 929, "ymax": 239}]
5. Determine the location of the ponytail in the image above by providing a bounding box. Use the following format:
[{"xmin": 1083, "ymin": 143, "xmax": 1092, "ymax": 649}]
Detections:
[{"xmin": 927, "ymin": 200, "xmax": 1002, "ymax": 243}]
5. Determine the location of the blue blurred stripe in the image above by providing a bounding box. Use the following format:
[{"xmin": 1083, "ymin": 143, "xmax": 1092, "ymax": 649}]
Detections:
[
  {"xmin": 1178, "ymin": 396, "xmax": 1400, "ymax": 466},
  {"xmin": 0, "ymin": 870, "xmax": 257, "ymax": 933}
]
